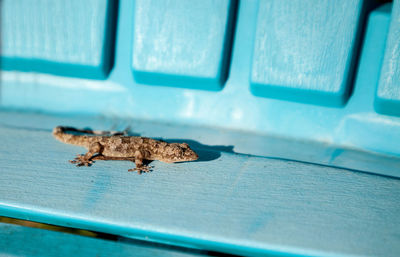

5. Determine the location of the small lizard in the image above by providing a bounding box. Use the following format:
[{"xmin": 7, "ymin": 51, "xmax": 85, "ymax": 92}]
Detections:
[{"xmin": 53, "ymin": 126, "xmax": 199, "ymax": 174}]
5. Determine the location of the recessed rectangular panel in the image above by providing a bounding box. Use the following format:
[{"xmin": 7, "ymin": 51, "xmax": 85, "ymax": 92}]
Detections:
[
  {"xmin": 250, "ymin": 0, "xmax": 366, "ymax": 106},
  {"xmin": 375, "ymin": 0, "xmax": 400, "ymax": 116},
  {"xmin": 132, "ymin": 0, "xmax": 236, "ymax": 91},
  {"xmin": 0, "ymin": 0, "xmax": 116, "ymax": 79}
]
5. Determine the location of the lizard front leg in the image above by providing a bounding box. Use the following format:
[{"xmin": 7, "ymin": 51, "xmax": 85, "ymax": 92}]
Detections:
[
  {"xmin": 70, "ymin": 142, "xmax": 103, "ymax": 167},
  {"xmin": 128, "ymin": 150, "xmax": 151, "ymax": 174}
]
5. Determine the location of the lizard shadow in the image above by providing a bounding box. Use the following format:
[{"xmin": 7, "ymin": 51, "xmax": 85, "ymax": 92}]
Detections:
[{"xmin": 156, "ymin": 138, "xmax": 235, "ymax": 162}]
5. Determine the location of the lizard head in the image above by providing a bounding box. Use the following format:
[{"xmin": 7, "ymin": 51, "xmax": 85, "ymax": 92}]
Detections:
[{"xmin": 160, "ymin": 143, "xmax": 199, "ymax": 163}]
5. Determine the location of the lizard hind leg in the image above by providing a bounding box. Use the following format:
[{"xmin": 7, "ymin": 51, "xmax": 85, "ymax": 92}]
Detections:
[
  {"xmin": 70, "ymin": 142, "xmax": 103, "ymax": 167},
  {"xmin": 128, "ymin": 150, "xmax": 152, "ymax": 174}
]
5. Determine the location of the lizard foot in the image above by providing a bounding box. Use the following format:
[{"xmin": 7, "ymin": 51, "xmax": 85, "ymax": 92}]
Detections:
[
  {"xmin": 128, "ymin": 165, "xmax": 152, "ymax": 174},
  {"xmin": 69, "ymin": 154, "xmax": 94, "ymax": 167}
]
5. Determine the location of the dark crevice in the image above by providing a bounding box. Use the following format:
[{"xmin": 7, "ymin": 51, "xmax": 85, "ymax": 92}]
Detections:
[{"xmin": 0, "ymin": 216, "xmax": 241, "ymax": 257}]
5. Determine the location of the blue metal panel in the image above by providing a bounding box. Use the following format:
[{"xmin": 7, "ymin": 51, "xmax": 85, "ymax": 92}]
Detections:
[
  {"xmin": 0, "ymin": 0, "xmax": 117, "ymax": 79},
  {"xmin": 131, "ymin": 0, "xmax": 236, "ymax": 91},
  {"xmin": 250, "ymin": 0, "xmax": 366, "ymax": 107},
  {"xmin": 375, "ymin": 0, "xmax": 400, "ymax": 116}
]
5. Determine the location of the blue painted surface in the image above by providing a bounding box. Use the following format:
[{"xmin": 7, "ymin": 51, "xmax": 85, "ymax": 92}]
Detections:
[
  {"xmin": 0, "ymin": 111, "xmax": 399, "ymax": 257},
  {"xmin": 1, "ymin": 2, "xmax": 400, "ymax": 255},
  {"xmin": 0, "ymin": 223, "xmax": 201, "ymax": 257},
  {"xmin": 250, "ymin": 0, "xmax": 366, "ymax": 107},
  {"xmin": 131, "ymin": 0, "xmax": 236, "ymax": 91},
  {"xmin": 375, "ymin": 0, "xmax": 400, "ymax": 116},
  {"xmin": 2, "ymin": 1, "xmax": 400, "ymax": 173},
  {"xmin": 0, "ymin": 0, "xmax": 117, "ymax": 79}
]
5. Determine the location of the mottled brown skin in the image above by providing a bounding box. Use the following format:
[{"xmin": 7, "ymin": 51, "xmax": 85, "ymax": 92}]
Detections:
[{"xmin": 53, "ymin": 126, "xmax": 199, "ymax": 174}]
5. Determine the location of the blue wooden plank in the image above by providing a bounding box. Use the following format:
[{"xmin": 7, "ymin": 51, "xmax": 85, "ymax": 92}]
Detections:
[
  {"xmin": 131, "ymin": 0, "xmax": 236, "ymax": 91},
  {"xmin": 0, "ymin": 223, "xmax": 201, "ymax": 257},
  {"xmin": 0, "ymin": 111, "xmax": 399, "ymax": 257},
  {"xmin": 1, "ymin": 109, "xmax": 400, "ymax": 179},
  {"xmin": 375, "ymin": 0, "xmax": 400, "ymax": 116},
  {"xmin": 250, "ymin": 0, "xmax": 367, "ymax": 106},
  {"xmin": 0, "ymin": 0, "xmax": 117, "ymax": 79}
]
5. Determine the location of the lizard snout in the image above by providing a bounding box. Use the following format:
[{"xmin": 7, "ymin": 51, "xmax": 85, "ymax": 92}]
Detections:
[{"xmin": 53, "ymin": 126, "xmax": 64, "ymax": 135}]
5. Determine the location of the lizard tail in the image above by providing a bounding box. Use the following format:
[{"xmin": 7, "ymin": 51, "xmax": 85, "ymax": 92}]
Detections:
[{"xmin": 52, "ymin": 126, "xmax": 89, "ymax": 147}]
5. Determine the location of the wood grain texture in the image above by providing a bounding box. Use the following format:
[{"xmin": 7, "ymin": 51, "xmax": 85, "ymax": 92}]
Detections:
[
  {"xmin": 0, "ymin": 111, "xmax": 399, "ymax": 256},
  {"xmin": 376, "ymin": 0, "xmax": 400, "ymax": 116},
  {"xmin": 2, "ymin": 0, "xmax": 400, "ymax": 166},
  {"xmin": 250, "ymin": 0, "xmax": 365, "ymax": 106},
  {"xmin": 132, "ymin": 0, "xmax": 236, "ymax": 90},
  {"xmin": 0, "ymin": 0, "xmax": 115, "ymax": 78}
]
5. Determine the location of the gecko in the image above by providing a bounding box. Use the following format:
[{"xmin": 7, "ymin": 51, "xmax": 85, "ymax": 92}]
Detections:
[{"xmin": 53, "ymin": 126, "xmax": 199, "ymax": 174}]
